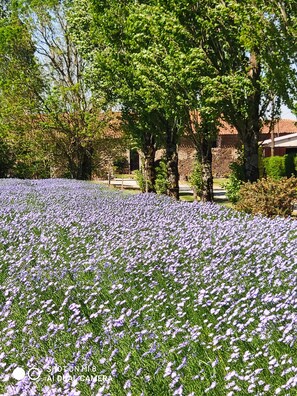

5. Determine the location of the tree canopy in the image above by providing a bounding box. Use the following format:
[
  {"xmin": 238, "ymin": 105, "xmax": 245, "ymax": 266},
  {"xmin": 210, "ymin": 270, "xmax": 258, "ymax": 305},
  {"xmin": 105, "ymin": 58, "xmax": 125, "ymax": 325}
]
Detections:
[{"xmin": 0, "ymin": 0, "xmax": 296, "ymax": 192}]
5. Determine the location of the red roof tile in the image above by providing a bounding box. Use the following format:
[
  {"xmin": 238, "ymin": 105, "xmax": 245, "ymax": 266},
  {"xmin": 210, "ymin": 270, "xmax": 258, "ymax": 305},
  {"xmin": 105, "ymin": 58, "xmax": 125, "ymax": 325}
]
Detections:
[{"xmin": 218, "ymin": 119, "xmax": 297, "ymax": 135}]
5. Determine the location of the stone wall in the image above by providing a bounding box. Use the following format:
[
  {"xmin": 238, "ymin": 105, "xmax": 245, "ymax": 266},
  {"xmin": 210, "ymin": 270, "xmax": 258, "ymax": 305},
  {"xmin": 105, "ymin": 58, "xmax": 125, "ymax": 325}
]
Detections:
[
  {"xmin": 156, "ymin": 143, "xmax": 197, "ymax": 181},
  {"xmin": 142, "ymin": 130, "xmax": 295, "ymax": 180},
  {"xmin": 217, "ymin": 134, "xmax": 240, "ymax": 148},
  {"xmin": 212, "ymin": 147, "xmax": 238, "ymax": 177},
  {"xmin": 178, "ymin": 145, "xmax": 196, "ymax": 181},
  {"xmin": 176, "ymin": 145, "xmax": 239, "ymax": 180}
]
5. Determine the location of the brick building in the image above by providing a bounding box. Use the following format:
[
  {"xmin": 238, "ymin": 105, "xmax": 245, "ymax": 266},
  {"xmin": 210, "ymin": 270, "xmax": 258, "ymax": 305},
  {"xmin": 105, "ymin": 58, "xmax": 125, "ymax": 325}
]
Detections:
[
  {"xmin": 110, "ymin": 114, "xmax": 297, "ymax": 179},
  {"xmin": 177, "ymin": 119, "xmax": 297, "ymax": 179}
]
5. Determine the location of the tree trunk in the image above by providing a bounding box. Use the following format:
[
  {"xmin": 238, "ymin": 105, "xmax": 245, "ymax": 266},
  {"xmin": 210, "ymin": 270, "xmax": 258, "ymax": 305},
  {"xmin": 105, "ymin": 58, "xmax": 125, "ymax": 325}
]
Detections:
[
  {"xmin": 77, "ymin": 146, "xmax": 93, "ymax": 180},
  {"xmin": 166, "ymin": 124, "xmax": 179, "ymax": 200},
  {"xmin": 80, "ymin": 147, "xmax": 93, "ymax": 180},
  {"xmin": 227, "ymin": 51, "xmax": 261, "ymax": 182},
  {"xmin": 143, "ymin": 133, "xmax": 156, "ymax": 193},
  {"xmin": 242, "ymin": 134, "xmax": 259, "ymax": 182},
  {"xmin": 200, "ymin": 137, "xmax": 214, "ymax": 202},
  {"xmin": 186, "ymin": 110, "xmax": 215, "ymax": 202},
  {"xmin": 243, "ymin": 51, "xmax": 261, "ymax": 182},
  {"xmin": 68, "ymin": 157, "xmax": 76, "ymax": 179}
]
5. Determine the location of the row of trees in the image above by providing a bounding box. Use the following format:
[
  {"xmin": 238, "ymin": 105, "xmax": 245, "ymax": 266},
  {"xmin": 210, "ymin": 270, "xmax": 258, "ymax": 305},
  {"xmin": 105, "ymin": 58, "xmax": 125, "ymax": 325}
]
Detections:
[
  {"xmin": 0, "ymin": 0, "xmax": 296, "ymax": 200},
  {"xmin": 67, "ymin": 0, "xmax": 297, "ymax": 200}
]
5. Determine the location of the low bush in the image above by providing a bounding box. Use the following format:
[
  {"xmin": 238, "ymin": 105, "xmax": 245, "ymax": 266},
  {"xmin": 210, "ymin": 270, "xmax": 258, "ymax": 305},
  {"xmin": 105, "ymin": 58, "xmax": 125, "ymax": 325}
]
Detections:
[
  {"xmin": 263, "ymin": 156, "xmax": 286, "ymax": 179},
  {"xmin": 236, "ymin": 176, "xmax": 297, "ymax": 217},
  {"xmin": 134, "ymin": 169, "xmax": 146, "ymax": 192},
  {"xmin": 284, "ymin": 153, "xmax": 297, "ymax": 177},
  {"xmin": 224, "ymin": 157, "xmax": 245, "ymax": 204},
  {"xmin": 0, "ymin": 140, "xmax": 14, "ymax": 177},
  {"xmin": 189, "ymin": 160, "xmax": 203, "ymax": 200},
  {"xmin": 155, "ymin": 160, "xmax": 168, "ymax": 194},
  {"xmin": 135, "ymin": 160, "xmax": 168, "ymax": 194},
  {"xmin": 12, "ymin": 160, "xmax": 50, "ymax": 179},
  {"xmin": 113, "ymin": 156, "xmax": 129, "ymax": 174},
  {"xmin": 263, "ymin": 154, "xmax": 297, "ymax": 179}
]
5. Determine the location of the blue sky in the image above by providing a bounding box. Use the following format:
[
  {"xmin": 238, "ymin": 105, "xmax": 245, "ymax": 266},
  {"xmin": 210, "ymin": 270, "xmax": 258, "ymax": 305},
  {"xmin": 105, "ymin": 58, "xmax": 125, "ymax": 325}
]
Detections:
[{"xmin": 281, "ymin": 105, "xmax": 296, "ymax": 120}]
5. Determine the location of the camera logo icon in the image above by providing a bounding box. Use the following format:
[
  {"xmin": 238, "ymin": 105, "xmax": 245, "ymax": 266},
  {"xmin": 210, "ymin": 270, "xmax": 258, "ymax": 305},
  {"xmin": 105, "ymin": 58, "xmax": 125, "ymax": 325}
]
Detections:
[{"xmin": 27, "ymin": 367, "xmax": 42, "ymax": 381}]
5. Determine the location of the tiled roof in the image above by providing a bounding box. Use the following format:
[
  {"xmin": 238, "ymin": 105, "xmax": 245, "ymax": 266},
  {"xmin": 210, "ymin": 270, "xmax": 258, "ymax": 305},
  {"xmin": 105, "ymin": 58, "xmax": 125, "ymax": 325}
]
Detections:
[
  {"xmin": 218, "ymin": 119, "xmax": 297, "ymax": 135},
  {"xmin": 261, "ymin": 119, "xmax": 297, "ymax": 134},
  {"xmin": 100, "ymin": 112, "xmax": 297, "ymax": 139}
]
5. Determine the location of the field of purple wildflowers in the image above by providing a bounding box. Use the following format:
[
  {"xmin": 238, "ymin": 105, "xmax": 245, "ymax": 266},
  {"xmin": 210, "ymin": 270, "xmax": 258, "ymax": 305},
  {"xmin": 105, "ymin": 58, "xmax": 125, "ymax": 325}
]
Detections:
[{"xmin": 0, "ymin": 179, "xmax": 297, "ymax": 395}]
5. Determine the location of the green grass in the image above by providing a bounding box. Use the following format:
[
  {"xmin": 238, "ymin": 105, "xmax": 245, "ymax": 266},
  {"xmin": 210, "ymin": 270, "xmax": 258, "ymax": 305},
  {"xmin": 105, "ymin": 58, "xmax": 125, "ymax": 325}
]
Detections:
[
  {"xmin": 213, "ymin": 177, "xmax": 227, "ymax": 188},
  {"xmin": 180, "ymin": 194, "xmax": 195, "ymax": 202},
  {"xmin": 113, "ymin": 173, "xmax": 135, "ymax": 179}
]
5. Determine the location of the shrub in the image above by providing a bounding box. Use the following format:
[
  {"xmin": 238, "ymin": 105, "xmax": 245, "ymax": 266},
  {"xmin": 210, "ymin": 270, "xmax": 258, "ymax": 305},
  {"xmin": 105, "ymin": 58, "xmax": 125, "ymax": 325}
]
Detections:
[
  {"xmin": 0, "ymin": 140, "xmax": 14, "ymax": 177},
  {"xmin": 189, "ymin": 160, "xmax": 203, "ymax": 200},
  {"xmin": 113, "ymin": 156, "xmax": 129, "ymax": 174},
  {"xmin": 263, "ymin": 156, "xmax": 286, "ymax": 179},
  {"xmin": 236, "ymin": 177, "xmax": 297, "ymax": 217},
  {"xmin": 284, "ymin": 153, "xmax": 296, "ymax": 177},
  {"xmin": 263, "ymin": 154, "xmax": 297, "ymax": 179},
  {"xmin": 12, "ymin": 160, "xmax": 50, "ymax": 179},
  {"xmin": 135, "ymin": 161, "xmax": 167, "ymax": 194},
  {"xmin": 155, "ymin": 160, "xmax": 168, "ymax": 194},
  {"xmin": 224, "ymin": 156, "xmax": 246, "ymax": 204},
  {"xmin": 134, "ymin": 169, "xmax": 146, "ymax": 192}
]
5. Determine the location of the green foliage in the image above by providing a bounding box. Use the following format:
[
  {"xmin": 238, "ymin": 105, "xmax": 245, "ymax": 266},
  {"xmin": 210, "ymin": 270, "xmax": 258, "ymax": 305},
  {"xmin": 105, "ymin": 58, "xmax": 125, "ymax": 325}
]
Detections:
[
  {"xmin": 263, "ymin": 156, "xmax": 286, "ymax": 179},
  {"xmin": 224, "ymin": 156, "xmax": 246, "ymax": 204},
  {"xmin": 113, "ymin": 156, "xmax": 129, "ymax": 174},
  {"xmin": 69, "ymin": 0, "xmax": 297, "ymax": 187},
  {"xmin": 155, "ymin": 160, "xmax": 168, "ymax": 195},
  {"xmin": 3, "ymin": 130, "xmax": 51, "ymax": 178},
  {"xmin": 0, "ymin": 1, "xmax": 47, "ymax": 178},
  {"xmin": 263, "ymin": 154, "xmax": 297, "ymax": 180},
  {"xmin": 284, "ymin": 153, "xmax": 297, "ymax": 177},
  {"xmin": 12, "ymin": 160, "xmax": 50, "ymax": 179},
  {"xmin": 0, "ymin": 139, "xmax": 13, "ymax": 177},
  {"xmin": 135, "ymin": 160, "xmax": 168, "ymax": 194},
  {"xmin": 134, "ymin": 170, "xmax": 146, "ymax": 193},
  {"xmin": 0, "ymin": 0, "xmax": 296, "ymax": 183},
  {"xmin": 189, "ymin": 160, "xmax": 203, "ymax": 199},
  {"xmin": 68, "ymin": 0, "xmax": 221, "ymax": 191},
  {"xmin": 237, "ymin": 177, "xmax": 297, "ymax": 218}
]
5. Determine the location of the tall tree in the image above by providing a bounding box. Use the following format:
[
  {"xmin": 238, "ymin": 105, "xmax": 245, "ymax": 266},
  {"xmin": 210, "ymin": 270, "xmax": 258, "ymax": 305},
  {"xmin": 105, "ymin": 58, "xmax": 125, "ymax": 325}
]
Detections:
[
  {"xmin": 69, "ymin": 1, "xmax": 187, "ymax": 198},
  {"xmin": 231, "ymin": 0, "xmax": 297, "ymax": 181},
  {"xmin": 69, "ymin": 0, "xmax": 218, "ymax": 199},
  {"xmin": 69, "ymin": 0, "xmax": 297, "ymax": 193},
  {"xmin": 122, "ymin": 109, "xmax": 165, "ymax": 193},
  {"xmin": 27, "ymin": 1, "xmax": 107, "ymax": 179},
  {"xmin": 119, "ymin": 2, "xmax": 224, "ymax": 200},
  {"xmin": 0, "ymin": 1, "xmax": 45, "ymax": 177},
  {"xmin": 172, "ymin": 0, "xmax": 297, "ymax": 182}
]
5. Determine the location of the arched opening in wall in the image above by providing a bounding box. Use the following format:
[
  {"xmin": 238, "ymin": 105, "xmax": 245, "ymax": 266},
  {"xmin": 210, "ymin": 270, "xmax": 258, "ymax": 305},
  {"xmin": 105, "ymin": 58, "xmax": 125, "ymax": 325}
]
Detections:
[{"xmin": 130, "ymin": 149, "xmax": 140, "ymax": 171}]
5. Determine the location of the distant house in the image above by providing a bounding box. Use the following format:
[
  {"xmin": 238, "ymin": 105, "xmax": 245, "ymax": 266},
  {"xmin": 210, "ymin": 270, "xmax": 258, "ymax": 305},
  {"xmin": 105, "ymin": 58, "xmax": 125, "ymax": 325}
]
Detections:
[
  {"xmin": 262, "ymin": 132, "xmax": 297, "ymax": 157},
  {"xmin": 105, "ymin": 113, "xmax": 297, "ymax": 179},
  {"xmin": 177, "ymin": 119, "xmax": 297, "ymax": 179}
]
